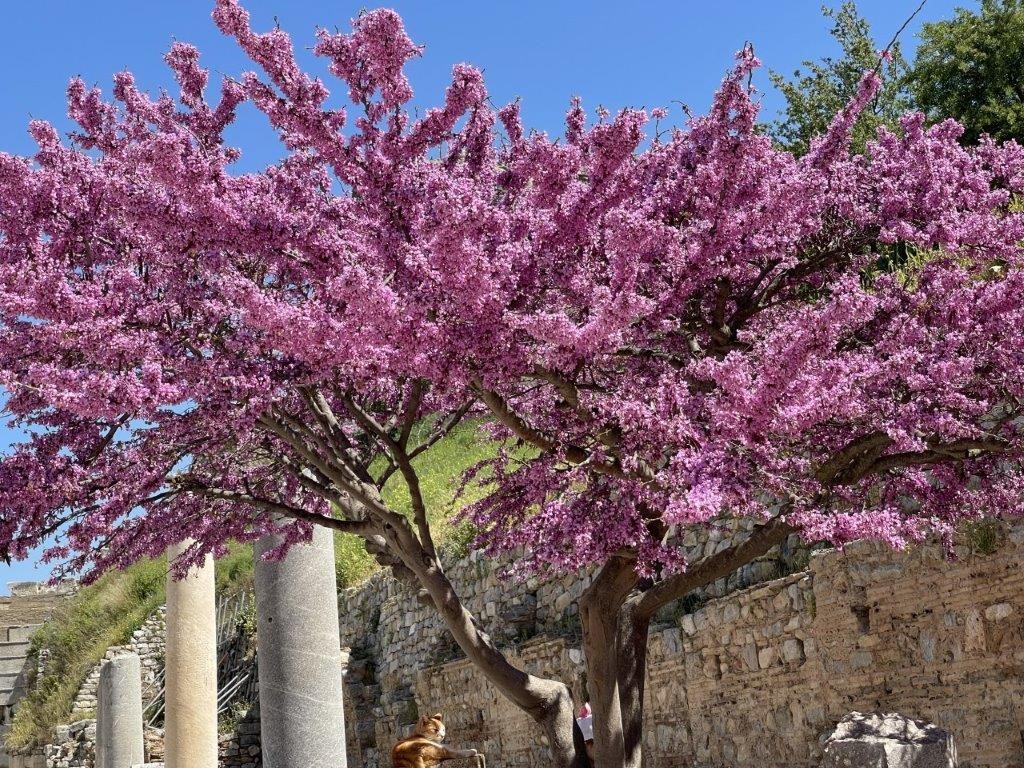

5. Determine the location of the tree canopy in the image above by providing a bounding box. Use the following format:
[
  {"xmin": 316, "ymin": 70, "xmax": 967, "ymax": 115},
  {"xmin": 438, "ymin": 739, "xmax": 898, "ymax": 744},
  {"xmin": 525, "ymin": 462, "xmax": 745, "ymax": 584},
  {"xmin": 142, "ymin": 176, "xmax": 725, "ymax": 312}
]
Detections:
[
  {"xmin": 1, "ymin": 4, "xmax": 1024, "ymax": 766},
  {"xmin": 910, "ymin": 0, "xmax": 1024, "ymax": 144},
  {"xmin": 1, "ymin": 12, "xmax": 1020, "ymax": 578}
]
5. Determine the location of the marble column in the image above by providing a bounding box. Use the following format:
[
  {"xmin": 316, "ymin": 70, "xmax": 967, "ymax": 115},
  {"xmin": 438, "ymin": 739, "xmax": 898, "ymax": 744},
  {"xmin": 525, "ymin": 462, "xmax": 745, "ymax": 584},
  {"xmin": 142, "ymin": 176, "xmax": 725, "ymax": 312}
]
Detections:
[
  {"xmin": 255, "ymin": 523, "xmax": 347, "ymax": 768},
  {"xmin": 164, "ymin": 541, "xmax": 218, "ymax": 768},
  {"xmin": 96, "ymin": 653, "xmax": 144, "ymax": 768}
]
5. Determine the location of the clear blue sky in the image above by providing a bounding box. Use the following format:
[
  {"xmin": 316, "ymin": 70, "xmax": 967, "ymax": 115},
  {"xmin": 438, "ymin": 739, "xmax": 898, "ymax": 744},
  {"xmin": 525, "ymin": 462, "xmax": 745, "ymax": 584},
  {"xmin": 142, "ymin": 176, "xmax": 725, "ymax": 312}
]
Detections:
[{"xmin": 0, "ymin": 0, "xmax": 964, "ymax": 590}]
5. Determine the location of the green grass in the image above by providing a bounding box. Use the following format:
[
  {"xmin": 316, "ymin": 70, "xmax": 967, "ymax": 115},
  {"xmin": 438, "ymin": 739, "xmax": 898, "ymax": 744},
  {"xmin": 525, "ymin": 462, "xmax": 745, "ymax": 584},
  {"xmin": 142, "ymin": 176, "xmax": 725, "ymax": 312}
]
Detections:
[
  {"xmin": 218, "ymin": 419, "xmax": 505, "ymax": 590},
  {"xmin": 962, "ymin": 519, "xmax": 1003, "ymax": 556},
  {"xmin": 339, "ymin": 420, "xmax": 503, "ymax": 585},
  {"xmin": 215, "ymin": 541, "xmax": 255, "ymax": 595},
  {"xmin": 7, "ymin": 558, "xmax": 168, "ymax": 750},
  {"xmin": 373, "ymin": 418, "xmax": 503, "ymax": 565}
]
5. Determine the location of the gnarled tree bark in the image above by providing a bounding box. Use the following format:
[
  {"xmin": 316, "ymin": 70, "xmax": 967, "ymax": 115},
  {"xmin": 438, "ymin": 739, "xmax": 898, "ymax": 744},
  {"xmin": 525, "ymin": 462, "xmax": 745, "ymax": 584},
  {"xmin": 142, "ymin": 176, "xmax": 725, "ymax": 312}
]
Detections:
[{"xmin": 579, "ymin": 517, "xmax": 793, "ymax": 768}]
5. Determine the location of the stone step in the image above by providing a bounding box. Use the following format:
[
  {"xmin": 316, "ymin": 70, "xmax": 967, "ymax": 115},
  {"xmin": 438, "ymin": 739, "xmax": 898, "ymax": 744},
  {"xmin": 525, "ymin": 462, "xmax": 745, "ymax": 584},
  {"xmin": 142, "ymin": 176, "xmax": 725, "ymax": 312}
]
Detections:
[
  {"xmin": 0, "ymin": 626, "xmax": 41, "ymax": 644},
  {"xmin": 0, "ymin": 640, "xmax": 31, "ymax": 659},
  {"xmin": 0, "ymin": 657, "xmax": 29, "ymax": 676},
  {"xmin": 0, "ymin": 670, "xmax": 28, "ymax": 691},
  {"xmin": 0, "ymin": 686, "xmax": 28, "ymax": 706},
  {"xmin": 0, "ymin": 603, "xmax": 61, "ymax": 624}
]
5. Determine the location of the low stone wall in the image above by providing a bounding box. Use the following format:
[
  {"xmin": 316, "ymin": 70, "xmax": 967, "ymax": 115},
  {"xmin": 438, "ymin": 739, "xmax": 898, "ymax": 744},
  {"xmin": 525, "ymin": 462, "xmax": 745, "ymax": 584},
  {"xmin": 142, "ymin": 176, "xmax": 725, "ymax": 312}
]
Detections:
[
  {"xmin": 43, "ymin": 720, "xmax": 163, "ymax": 768},
  {"xmin": 43, "ymin": 719, "xmax": 94, "ymax": 768},
  {"xmin": 44, "ymin": 714, "xmax": 259, "ymax": 768},
  {"xmin": 340, "ymin": 525, "xmax": 1024, "ymax": 768},
  {"xmin": 217, "ymin": 706, "xmax": 262, "ymax": 768}
]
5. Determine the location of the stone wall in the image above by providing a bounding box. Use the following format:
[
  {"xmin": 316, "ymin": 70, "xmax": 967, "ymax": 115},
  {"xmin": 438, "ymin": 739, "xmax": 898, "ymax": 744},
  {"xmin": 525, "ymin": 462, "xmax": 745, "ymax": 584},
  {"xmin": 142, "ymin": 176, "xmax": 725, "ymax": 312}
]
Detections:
[
  {"xmin": 70, "ymin": 608, "xmax": 165, "ymax": 717},
  {"xmin": 337, "ymin": 547, "xmax": 598, "ymax": 766},
  {"xmin": 42, "ymin": 720, "xmax": 94, "ymax": 768},
  {"xmin": 217, "ymin": 706, "xmax": 262, "ymax": 768},
  {"xmin": 44, "ymin": 713, "xmax": 261, "ymax": 768},
  {"xmin": 43, "ymin": 719, "xmax": 163, "ymax": 768},
  {"xmin": 338, "ymin": 525, "xmax": 1024, "ymax": 768},
  {"xmin": 337, "ymin": 520, "xmax": 802, "ymax": 767}
]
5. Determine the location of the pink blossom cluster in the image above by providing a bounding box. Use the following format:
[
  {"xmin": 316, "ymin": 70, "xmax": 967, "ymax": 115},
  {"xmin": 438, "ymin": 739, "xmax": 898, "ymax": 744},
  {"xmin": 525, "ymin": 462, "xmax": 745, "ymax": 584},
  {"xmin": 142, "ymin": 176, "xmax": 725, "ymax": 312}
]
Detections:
[{"xmin": 0, "ymin": 2, "xmax": 1022, "ymax": 579}]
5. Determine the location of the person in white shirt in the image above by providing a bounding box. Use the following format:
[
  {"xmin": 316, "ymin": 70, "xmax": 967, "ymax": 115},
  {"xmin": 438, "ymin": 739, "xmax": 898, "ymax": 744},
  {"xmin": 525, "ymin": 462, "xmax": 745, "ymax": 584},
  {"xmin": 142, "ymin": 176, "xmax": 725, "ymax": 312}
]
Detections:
[{"xmin": 576, "ymin": 703, "xmax": 595, "ymax": 767}]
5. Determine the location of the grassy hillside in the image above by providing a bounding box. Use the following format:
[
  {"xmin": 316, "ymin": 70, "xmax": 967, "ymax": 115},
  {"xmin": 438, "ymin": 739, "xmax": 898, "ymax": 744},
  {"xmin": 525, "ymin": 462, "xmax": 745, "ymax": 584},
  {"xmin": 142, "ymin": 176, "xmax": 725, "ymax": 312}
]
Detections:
[
  {"xmin": 340, "ymin": 418, "xmax": 501, "ymax": 584},
  {"xmin": 7, "ymin": 420, "xmax": 499, "ymax": 749},
  {"xmin": 7, "ymin": 559, "xmax": 167, "ymax": 749}
]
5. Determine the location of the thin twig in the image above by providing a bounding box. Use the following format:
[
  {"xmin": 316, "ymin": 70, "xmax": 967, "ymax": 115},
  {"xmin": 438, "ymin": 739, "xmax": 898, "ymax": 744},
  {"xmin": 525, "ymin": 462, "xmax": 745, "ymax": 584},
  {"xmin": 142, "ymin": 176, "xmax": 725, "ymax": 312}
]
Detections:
[{"xmin": 876, "ymin": 0, "xmax": 928, "ymax": 72}]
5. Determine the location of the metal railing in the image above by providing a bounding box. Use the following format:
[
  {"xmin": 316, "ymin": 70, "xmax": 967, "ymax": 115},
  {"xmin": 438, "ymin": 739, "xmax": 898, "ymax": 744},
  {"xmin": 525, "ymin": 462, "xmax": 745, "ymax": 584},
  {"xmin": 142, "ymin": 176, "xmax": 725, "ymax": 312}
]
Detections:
[{"xmin": 142, "ymin": 590, "xmax": 258, "ymax": 727}]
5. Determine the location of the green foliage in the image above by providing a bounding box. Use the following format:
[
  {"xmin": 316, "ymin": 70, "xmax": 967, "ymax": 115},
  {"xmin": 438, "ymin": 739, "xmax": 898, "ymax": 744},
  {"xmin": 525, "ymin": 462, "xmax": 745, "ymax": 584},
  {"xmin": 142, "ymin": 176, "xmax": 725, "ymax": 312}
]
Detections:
[
  {"xmin": 7, "ymin": 559, "xmax": 168, "ymax": 750},
  {"xmin": 910, "ymin": 0, "xmax": 1024, "ymax": 144},
  {"xmin": 379, "ymin": 419, "xmax": 501, "ymax": 524},
  {"xmin": 236, "ymin": 594, "xmax": 258, "ymax": 642},
  {"xmin": 859, "ymin": 240, "xmax": 934, "ymax": 290},
  {"xmin": 768, "ymin": 2, "xmax": 911, "ymax": 155},
  {"xmin": 334, "ymin": 532, "xmax": 378, "ymax": 588},
  {"xmin": 214, "ymin": 542, "xmax": 255, "ymax": 595},
  {"xmin": 962, "ymin": 519, "xmax": 1003, "ymax": 555},
  {"xmin": 335, "ymin": 419, "xmax": 503, "ymax": 586},
  {"xmin": 438, "ymin": 520, "xmax": 479, "ymax": 564}
]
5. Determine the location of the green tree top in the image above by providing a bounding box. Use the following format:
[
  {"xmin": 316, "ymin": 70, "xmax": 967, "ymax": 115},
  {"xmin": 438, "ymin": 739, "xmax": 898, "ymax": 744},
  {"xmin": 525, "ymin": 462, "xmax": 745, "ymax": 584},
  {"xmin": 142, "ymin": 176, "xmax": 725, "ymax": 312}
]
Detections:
[
  {"xmin": 769, "ymin": 2, "xmax": 910, "ymax": 155},
  {"xmin": 910, "ymin": 0, "xmax": 1024, "ymax": 144}
]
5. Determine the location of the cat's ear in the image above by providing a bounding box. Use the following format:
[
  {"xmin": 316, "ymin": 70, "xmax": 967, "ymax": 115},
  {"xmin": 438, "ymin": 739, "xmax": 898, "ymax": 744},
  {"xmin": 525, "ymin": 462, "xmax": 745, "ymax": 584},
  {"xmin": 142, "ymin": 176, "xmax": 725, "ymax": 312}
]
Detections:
[
  {"xmin": 432, "ymin": 713, "xmax": 443, "ymax": 721},
  {"xmin": 419, "ymin": 714, "xmax": 432, "ymax": 724}
]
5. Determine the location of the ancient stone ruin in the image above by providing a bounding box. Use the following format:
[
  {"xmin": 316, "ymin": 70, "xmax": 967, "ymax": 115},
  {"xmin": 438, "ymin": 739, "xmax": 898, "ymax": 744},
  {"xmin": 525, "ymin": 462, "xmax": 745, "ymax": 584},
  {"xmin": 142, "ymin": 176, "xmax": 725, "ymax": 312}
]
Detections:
[
  {"xmin": 95, "ymin": 653, "xmax": 144, "ymax": 768},
  {"xmin": 18, "ymin": 522, "xmax": 1024, "ymax": 768},
  {"xmin": 822, "ymin": 711, "xmax": 958, "ymax": 768},
  {"xmin": 337, "ymin": 525, "xmax": 1024, "ymax": 768}
]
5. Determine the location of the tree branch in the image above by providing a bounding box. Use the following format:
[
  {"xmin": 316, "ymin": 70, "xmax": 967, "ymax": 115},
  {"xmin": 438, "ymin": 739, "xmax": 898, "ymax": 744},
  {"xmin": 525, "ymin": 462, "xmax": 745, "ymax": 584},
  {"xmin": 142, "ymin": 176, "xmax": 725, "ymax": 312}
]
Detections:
[
  {"xmin": 183, "ymin": 481, "xmax": 378, "ymax": 536},
  {"xmin": 297, "ymin": 387, "xmax": 368, "ymax": 479},
  {"xmin": 406, "ymin": 400, "xmax": 474, "ymax": 461},
  {"xmin": 473, "ymin": 382, "xmax": 652, "ymax": 483},
  {"xmin": 255, "ymin": 412, "xmax": 401, "ymax": 526},
  {"xmin": 82, "ymin": 414, "xmax": 130, "ymax": 467},
  {"xmin": 635, "ymin": 516, "xmax": 793, "ymax": 620},
  {"xmin": 397, "ymin": 379, "xmax": 425, "ymax": 449},
  {"xmin": 341, "ymin": 393, "xmax": 437, "ymax": 558},
  {"xmin": 816, "ymin": 431, "xmax": 1010, "ymax": 486}
]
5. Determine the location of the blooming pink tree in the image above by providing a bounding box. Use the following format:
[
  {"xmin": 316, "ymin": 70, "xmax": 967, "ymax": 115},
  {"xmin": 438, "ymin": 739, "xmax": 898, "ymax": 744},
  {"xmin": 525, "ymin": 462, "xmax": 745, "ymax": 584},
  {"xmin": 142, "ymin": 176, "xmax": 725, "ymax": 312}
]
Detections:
[
  {"xmin": 456, "ymin": 54, "xmax": 1024, "ymax": 766},
  {"xmin": 1, "ymin": 4, "xmax": 1023, "ymax": 767}
]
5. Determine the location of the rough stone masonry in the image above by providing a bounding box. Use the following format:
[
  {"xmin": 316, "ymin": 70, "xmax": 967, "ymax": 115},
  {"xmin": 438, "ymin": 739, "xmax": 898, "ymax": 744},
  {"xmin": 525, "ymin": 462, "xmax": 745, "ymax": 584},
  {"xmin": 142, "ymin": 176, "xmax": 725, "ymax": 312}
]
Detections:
[{"xmin": 337, "ymin": 524, "xmax": 1024, "ymax": 768}]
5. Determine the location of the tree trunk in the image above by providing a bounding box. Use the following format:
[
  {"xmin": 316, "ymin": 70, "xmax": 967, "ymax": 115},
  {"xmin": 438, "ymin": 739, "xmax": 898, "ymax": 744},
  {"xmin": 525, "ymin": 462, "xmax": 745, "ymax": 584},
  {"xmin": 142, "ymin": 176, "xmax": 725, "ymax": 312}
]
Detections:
[
  {"xmin": 616, "ymin": 600, "xmax": 650, "ymax": 768},
  {"xmin": 580, "ymin": 518, "xmax": 794, "ymax": 768},
  {"xmin": 580, "ymin": 556, "xmax": 641, "ymax": 768},
  {"xmin": 582, "ymin": 594, "xmax": 650, "ymax": 768},
  {"xmin": 402, "ymin": 534, "xmax": 588, "ymax": 768}
]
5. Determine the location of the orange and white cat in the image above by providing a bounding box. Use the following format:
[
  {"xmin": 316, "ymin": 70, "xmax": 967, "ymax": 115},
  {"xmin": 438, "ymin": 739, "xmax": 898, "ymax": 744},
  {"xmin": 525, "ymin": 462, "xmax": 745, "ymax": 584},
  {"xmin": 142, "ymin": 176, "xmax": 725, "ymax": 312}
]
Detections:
[{"xmin": 392, "ymin": 713, "xmax": 485, "ymax": 768}]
